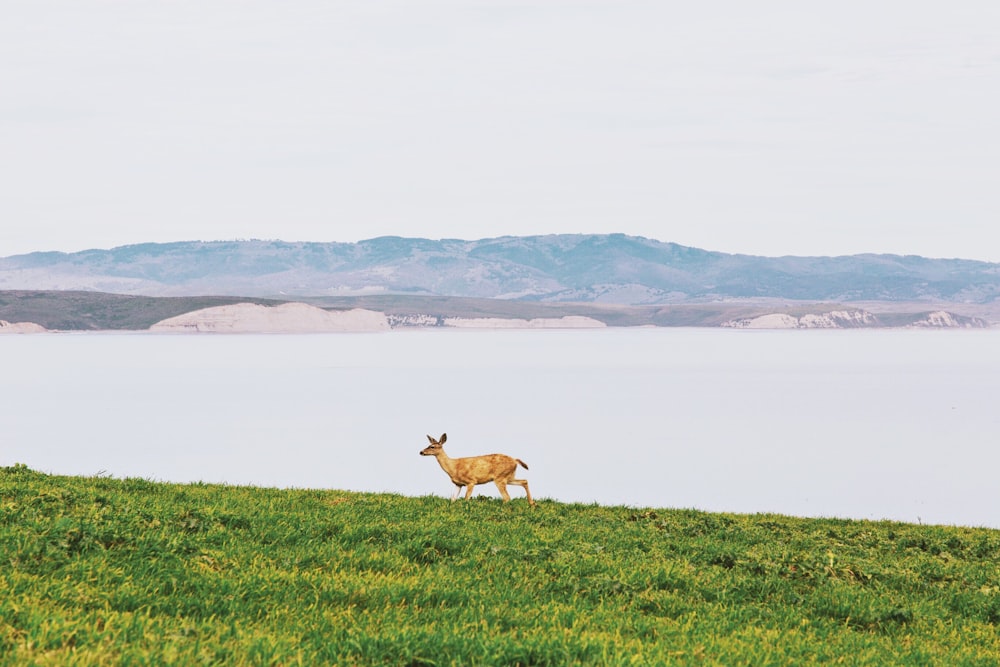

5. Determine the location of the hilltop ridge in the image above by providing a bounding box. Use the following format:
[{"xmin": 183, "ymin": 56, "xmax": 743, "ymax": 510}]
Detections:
[{"xmin": 2, "ymin": 235, "xmax": 999, "ymax": 304}]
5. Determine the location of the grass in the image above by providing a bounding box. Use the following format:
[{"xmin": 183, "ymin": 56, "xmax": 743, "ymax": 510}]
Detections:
[{"xmin": 2, "ymin": 464, "xmax": 999, "ymax": 665}]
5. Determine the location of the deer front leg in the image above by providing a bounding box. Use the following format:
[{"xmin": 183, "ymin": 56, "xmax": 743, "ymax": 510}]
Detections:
[
  {"xmin": 451, "ymin": 485, "xmax": 461, "ymax": 501},
  {"xmin": 464, "ymin": 483, "xmax": 476, "ymax": 500}
]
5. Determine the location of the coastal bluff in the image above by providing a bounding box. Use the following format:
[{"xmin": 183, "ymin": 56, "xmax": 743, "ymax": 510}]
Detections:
[{"xmin": 150, "ymin": 303, "xmax": 390, "ymax": 333}]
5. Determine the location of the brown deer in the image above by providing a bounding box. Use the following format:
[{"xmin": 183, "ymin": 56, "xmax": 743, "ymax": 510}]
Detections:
[{"xmin": 420, "ymin": 433, "xmax": 535, "ymax": 507}]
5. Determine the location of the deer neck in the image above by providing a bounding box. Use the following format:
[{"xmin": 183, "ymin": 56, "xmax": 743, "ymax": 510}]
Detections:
[{"xmin": 433, "ymin": 450, "xmax": 459, "ymax": 478}]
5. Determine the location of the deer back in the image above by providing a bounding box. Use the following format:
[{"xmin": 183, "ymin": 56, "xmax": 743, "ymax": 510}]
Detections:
[{"xmin": 454, "ymin": 454, "xmax": 518, "ymax": 484}]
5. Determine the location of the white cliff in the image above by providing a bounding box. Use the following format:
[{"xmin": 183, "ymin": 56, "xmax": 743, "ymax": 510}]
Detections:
[
  {"xmin": 442, "ymin": 316, "xmax": 606, "ymax": 329},
  {"xmin": 0, "ymin": 320, "xmax": 47, "ymax": 333},
  {"xmin": 722, "ymin": 310, "xmax": 877, "ymax": 329},
  {"xmin": 908, "ymin": 311, "xmax": 988, "ymax": 328},
  {"xmin": 150, "ymin": 303, "xmax": 390, "ymax": 333}
]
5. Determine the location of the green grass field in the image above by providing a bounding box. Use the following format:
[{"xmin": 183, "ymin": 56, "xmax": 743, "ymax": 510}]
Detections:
[{"xmin": 2, "ymin": 464, "xmax": 999, "ymax": 665}]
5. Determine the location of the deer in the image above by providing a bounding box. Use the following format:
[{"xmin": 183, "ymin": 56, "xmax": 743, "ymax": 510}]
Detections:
[{"xmin": 420, "ymin": 433, "xmax": 536, "ymax": 507}]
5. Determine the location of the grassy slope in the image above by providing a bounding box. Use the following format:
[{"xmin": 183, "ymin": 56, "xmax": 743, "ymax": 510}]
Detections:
[{"xmin": 2, "ymin": 466, "xmax": 999, "ymax": 666}]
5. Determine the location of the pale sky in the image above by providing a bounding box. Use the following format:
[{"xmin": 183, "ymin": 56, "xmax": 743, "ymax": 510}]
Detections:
[{"xmin": 2, "ymin": 1, "xmax": 999, "ymax": 260}]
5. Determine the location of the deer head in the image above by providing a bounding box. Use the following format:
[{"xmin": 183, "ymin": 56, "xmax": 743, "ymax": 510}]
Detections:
[{"xmin": 420, "ymin": 433, "xmax": 447, "ymax": 456}]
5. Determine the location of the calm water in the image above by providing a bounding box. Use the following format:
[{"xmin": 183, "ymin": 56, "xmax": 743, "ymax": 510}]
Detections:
[{"xmin": 2, "ymin": 328, "xmax": 998, "ymax": 528}]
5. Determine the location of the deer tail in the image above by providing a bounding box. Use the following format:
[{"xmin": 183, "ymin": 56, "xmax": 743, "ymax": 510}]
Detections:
[{"xmin": 516, "ymin": 459, "xmax": 529, "ymax": 471}]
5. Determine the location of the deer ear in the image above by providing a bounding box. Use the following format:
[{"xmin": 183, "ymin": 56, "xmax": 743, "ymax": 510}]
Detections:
[
  {"xmin": 426, "ymin": 434, "xmax": 436, "ymax": 444},
  {"xmin": 439, "ymin": 433, "xmax": 447, "ymax": 444}
]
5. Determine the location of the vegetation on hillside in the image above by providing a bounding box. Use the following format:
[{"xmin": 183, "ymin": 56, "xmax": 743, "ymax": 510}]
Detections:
[
  {"xmin": 2, "ymin": 465, "xmax": 999, "ymax": 665},
  {"xmin": 4, "ymin": 235, "xmax": 1000, "ymax": 302},
  {"xmin": 4, "ymin": 289, "xmax": 997, "ymax": 330},
  {"xmin": 0, "ymin": 291, "xmax": 283, "ymax": 331}
]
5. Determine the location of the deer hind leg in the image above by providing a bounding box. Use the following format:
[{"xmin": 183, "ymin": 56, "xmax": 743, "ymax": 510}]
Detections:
[
  {"xmin": 494, "ymin": 480, "xmax": 511, "ymax": 502},
  {"xmin": 509, "ymin": 478, "xmax": 535, "ymax": 507}
]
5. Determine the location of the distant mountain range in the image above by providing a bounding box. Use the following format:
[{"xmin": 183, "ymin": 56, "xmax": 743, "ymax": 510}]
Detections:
[{"xmin": 2, "ymin": 234, "xmax": 999, "ymax": 305}]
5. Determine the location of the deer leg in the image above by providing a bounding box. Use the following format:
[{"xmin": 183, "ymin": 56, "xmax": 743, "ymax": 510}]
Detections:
[
  {"xmin": 494, "ymin": 480, "xmax": 511, "ymax": 502},
  {"xmin": 510, "ymin": 479, "xmax": 536, "ymax": 507},
  {"xmin": 464, "ymin": 484, "xmax": 476, "ymax": 500},
  {"xmin": 451, "ymin": 485, "xmax": 461, "ymax": 501}
]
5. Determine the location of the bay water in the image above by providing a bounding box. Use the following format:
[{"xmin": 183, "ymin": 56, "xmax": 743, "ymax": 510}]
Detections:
[{"xmin": 2, "ymin": 328, "xmax": 997, "ymax": 528}]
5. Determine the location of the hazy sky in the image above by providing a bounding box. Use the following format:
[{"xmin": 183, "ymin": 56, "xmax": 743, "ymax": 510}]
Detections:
[{"xmin": 2, "ymin": 1, "xmax": 999, "ymax": 260}]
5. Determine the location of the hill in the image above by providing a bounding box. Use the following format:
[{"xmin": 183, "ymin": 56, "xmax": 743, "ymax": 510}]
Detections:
[
  {"xmin": 2, "ymin": 235, "xmax": 999, "ymax": 304},
  {"xmin": 0, "ymin": 291, "xmax": 282, "ymax": 331},
  {"xmin": 1, "ymin": 290, "xmax": 995, "ymax": 330},
  {"xmin": 2, "ymin": 465, "xmax": 999, "ymax": 665}
]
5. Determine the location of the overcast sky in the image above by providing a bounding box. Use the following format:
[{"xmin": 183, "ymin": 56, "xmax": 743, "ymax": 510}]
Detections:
[{"xmin": 2, "ymin": 1, "xmax": 999, "ymax": 260}]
